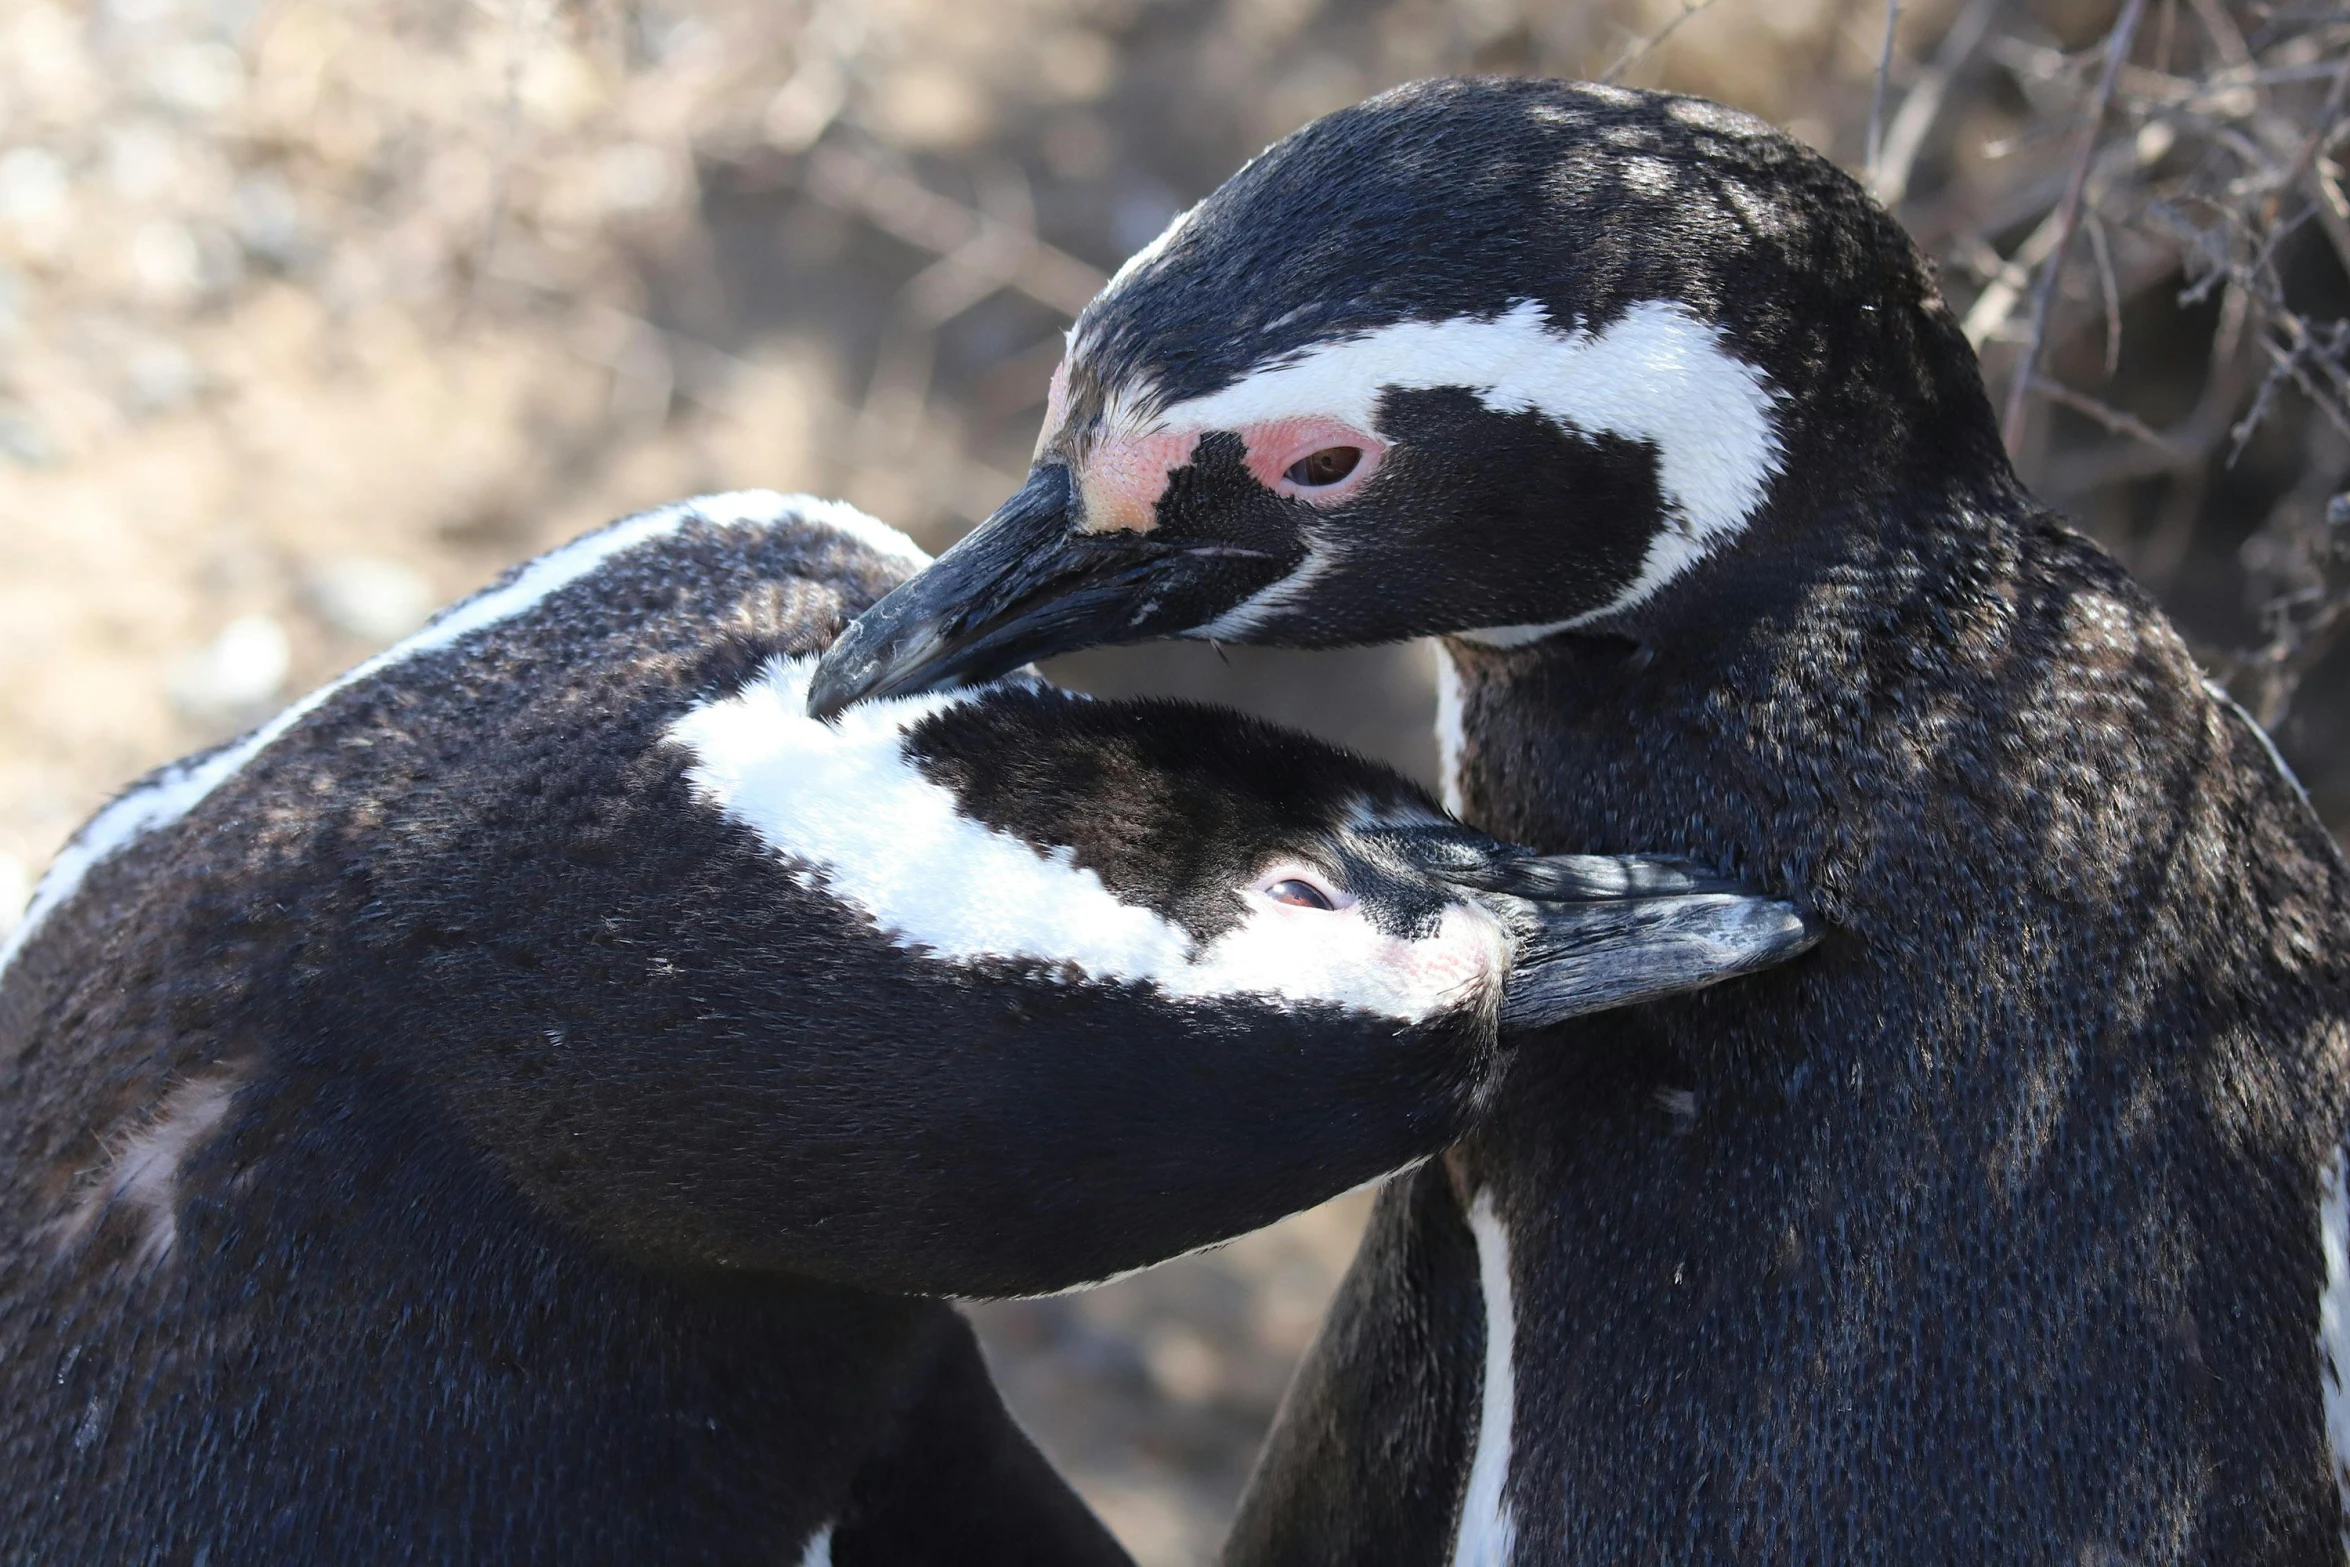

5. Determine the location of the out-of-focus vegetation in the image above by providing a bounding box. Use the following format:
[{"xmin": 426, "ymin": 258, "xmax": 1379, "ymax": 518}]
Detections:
[{"xmin": 0, "ymin": 2, "xmax": 2341, "ymax": 1560}]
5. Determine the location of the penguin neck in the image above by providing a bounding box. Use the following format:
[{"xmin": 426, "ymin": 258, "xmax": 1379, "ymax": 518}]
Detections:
[
  {"xmin": 1428, "ymin": 448, "xmax": 2350, "ymax": 1558},
  {"xmin": 1445, "ymin": 467, "xmax": 2118, "ymax": 945}
]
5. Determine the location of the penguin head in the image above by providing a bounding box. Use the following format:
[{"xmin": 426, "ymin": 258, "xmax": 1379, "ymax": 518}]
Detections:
[
  {"xmin": 681, "ymin": 657, "xmax": 1811, "ymax": 1038},
  {"xmin": 806, "ymin": 76, "xmax": 2007, "ymax": 715},
  {"xmin": 652, "ymin": 650, "xmax": 1810, "ymax": 1287}
]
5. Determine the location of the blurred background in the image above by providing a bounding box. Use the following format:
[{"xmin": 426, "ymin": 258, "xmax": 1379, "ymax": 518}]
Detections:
[{"xmin": 0, "ymin": 0, "xmax": 2343, "ymax": 1559}]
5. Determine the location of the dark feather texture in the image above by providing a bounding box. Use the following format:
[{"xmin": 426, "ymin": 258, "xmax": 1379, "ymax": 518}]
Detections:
[
  {"xmin": 0, "ymin": 491, "xmax": 1804, "ymax": 1563},
  {"xmin": 814, "ymin": 78, "xmax": 2350, "ymax": 1563}
]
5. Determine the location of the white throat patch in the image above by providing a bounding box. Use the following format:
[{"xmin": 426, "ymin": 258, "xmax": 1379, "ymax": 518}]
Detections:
[
  {"xmin": 1150, "ymin": 299, "xmax": 1782, "ymax": 641},
  {"xmin": 666, "ymin": 658, "xmax": 1501, "ymax": 1024},
  {"xmin": 1452, "ymin": 1187, "xmax": 1519, "ymax": 1567},
  {"xmin": 0, "ymin": 493, "xmax": 926, "ymax": 991},
  {"xmin": 1433, "ymin": 641, "xmax": 1468, "ymax": 819},
  {"xmin": 2319, "ymin": 1145, "xmax": 2350, "ymax": 1550}
]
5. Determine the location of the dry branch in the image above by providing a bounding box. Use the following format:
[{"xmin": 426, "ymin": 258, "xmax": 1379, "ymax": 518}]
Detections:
[
  {"xmin": 1600, "ymin": 0, "xmax": 1730, "ymax": 85},
  {"xmin": 799, "ymin": 145, "xmax": 1108, "ymax": 321},
  {"xmin": 2001, "ymin": 0, "xmax": 2153, "ymax": 444}
]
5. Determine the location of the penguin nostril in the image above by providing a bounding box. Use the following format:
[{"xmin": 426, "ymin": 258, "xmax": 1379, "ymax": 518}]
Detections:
[
  {"xmin": 1266, "ymin": 878, "xmax": 1338, "ymax": 910},
  {"xmin": 1284, "ymin": 447, "xmax": 1362, "ymax": 487}
]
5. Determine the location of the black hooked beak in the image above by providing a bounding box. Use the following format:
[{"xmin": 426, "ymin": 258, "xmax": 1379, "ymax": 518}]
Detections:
[
  {"xmin": 806, "ymin": 463, "xmax": 1290, "ymax": 720},
  {"xmin": 1468, "ymin": 852, "xmax": 1817, "ymax": 1028}
]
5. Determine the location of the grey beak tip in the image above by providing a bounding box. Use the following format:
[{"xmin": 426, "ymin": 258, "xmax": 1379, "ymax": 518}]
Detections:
[
  {"xmin": 1495, "ymin": 887, "xmax": 1822, "ymax": 1030},
  {"xmin": 1770, "ymin": 902, "xmax": 1823, "ymax": 951},
  {"xmin": 1721, "ymin": 898, "xmax": 1822, "ymax": 967},
  {"xmin": 803, "ymin": 648, "xmax": 865, "ymax": 722}
]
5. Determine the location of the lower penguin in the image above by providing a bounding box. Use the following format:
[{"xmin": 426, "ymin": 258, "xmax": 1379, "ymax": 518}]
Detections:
[{"xmin": 0, "ymin": 492, "xmax": 1813, "ymax": 1565}]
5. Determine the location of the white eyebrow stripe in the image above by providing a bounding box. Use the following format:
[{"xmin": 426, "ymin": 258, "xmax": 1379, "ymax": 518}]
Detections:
[
  {"xmin": 667, "ymin": 656, "xmax": 1499, "ymax": 1023},
  {"xmin": 1146, "ymin": 298, "xmax": 1783, "ymax": 546},
  {"xmin": 0, "ymin": 492, "xmax": 924, "ymax": 987}
]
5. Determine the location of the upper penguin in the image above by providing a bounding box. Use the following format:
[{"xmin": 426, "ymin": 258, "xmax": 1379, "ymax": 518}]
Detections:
[
  {"xmin": 809, "ymin": 79, "xmax": 2350, "ymax": 1563},
  {"xmin": 0, "ymin": 491, "xmax": 1808, "ymax": 1565}
]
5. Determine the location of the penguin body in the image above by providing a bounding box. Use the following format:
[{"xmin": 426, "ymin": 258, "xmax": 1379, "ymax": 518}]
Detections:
[
  {"xmin": 0, "ymin": 491, "xmax": 1806, "ymax": 1564},
  {"xmin": 811, "ymin": 80, "xmax": 2350, "ymax": 1562}
]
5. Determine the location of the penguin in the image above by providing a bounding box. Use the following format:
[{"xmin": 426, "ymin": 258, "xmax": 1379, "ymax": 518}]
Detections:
[
  {"xmin": 804, "ymin": 78, "xmax": 2350, "ymax": 1563},
  {"xmin": 0, "ymin": 489, "xmax": 1812, "ymax": 1565}
]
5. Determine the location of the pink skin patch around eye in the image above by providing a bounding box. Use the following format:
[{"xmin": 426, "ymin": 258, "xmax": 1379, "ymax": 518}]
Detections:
[
  {"xmin": 1177, "ymin": 850, "xmax": 1506, "ymax": 1019},
  {"xmin": 1076, "ymin": 428, "xmax": 1204, "ymax": 535},
  {"xmin": 1040, "ymin": 360, "xmax": 1072, "ymax": 449},
  {"xmin": 1252, "ymin": 863, "xmax": 1357, "ymax": 911},
  {"xmin": 1237, "ymin": 417, "xmax": 1387, "ymax": 503},
  {"xmin": 1045, "ymin": 362, "xmax": 1201, "ymax": 535},
  {"xmin": 1043, "ymin": 362, "xmax": 1385, "ymax": 532}
]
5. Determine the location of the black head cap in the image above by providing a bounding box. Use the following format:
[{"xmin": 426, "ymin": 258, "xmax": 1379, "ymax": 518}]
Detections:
[{"xmin": 806, "ymin": 78, "xmax": 2010, "ymax": 717}]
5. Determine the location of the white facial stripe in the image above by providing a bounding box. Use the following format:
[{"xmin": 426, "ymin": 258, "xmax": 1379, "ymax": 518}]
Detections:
[
  {"xmin": 667, "ymin": 657, "xmax": 1501, "ymax": 1024},
  {"xmin": 1152, "ymin": 299, "xmax": 1779, "ymax": 536},
  {"xmin": 796, "ymin": 1523, "xmax": 834, "ymax": 1567},
  {"xmin": 0, "ymin": 493, "xmax": 926, "ymax": 987},
  {"xmin": 1451, "ymin": 1187, "xmax": 1519, "ymax": 1567},
  {"xmin": 1217, "ymin": 897, "xmax": 1497, "ymax": 1018},
  {"xmin": 2320, "ymin": 1146, "xmax": 2350, "ymax": 1549},
  {"xmin": 1142, "ymin": 300, "xmax": 1781, "ymax": 633},
  {"xmin": 1192, "ymin": 539, "xmax": 1338, "ymax": 641},
  {"xmin": 1433, "ymin": 641, "xmax": 1468, "ymax": 819}
]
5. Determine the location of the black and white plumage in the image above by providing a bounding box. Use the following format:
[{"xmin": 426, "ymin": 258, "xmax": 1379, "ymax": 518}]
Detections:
[
  {"xmin": 0, "ymin": 491, "xmax": 1809, "ymax": 1564},
  {"xmin": 810, "ymin": 79, "xmax": 2350, "ymax": 1563}
]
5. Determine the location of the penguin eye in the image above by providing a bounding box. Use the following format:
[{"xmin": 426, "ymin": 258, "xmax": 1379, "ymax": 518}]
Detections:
[
  {"xmin": 1283, "ymin": 447, "xmax": 1362, "ymax": 487},
  {"xmin": 1265, "ymin": 878, "xmax": 1337, "ymax": 910}
]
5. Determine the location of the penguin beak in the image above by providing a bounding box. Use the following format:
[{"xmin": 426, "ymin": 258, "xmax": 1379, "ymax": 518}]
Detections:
[
  {"xmin": 806, "ymin": 463, "xmax": 1287, "ymax": 720},
  {"xmin": 1468, "ymin": 853, "xmax": 1818, "ymax": 1027}
]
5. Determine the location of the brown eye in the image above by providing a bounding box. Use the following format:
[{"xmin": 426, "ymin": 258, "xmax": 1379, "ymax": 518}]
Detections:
[
  {"xmin": 1284, "ymin": 447, "xmax": 1362, "ymax": 487},
  {"xmin": 1266, "ymin": 878, "xmax": 1337, "ymax": 910}
]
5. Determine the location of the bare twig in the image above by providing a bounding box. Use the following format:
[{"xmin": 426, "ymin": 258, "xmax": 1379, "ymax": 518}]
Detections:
[
  {"xmin": 1963, "ymin": 202, "xmax": 2066, "ymax": 346},
  {"xmin": 2047, "ymin": 282, "xmax": 2253, "ymax": 493},
  {"xmin": 1958, "ymin": 117, "xmax": 2179, "ymax": 349},
  {"xmin": 2307, "ymin": 146, "xmax": 2350, "ymax": 271},
  {"xmin": 1875, "ymin": 0, "xmax": 2005, "ymax": 207},
  {"xmin": 2034, "ymin": 374, "xmax": 2176, "ymax": 449},
  {"xmin": 2088, "ymin": 214, "xmax": 2123, "ymax": 377},
  {"xmin": 1866, "ymin": 0, "xmax": 1902, "ymax": 191},
  {"xmin": 2255, "ymin": 315, "xmax": 2350, "ymax": 446},
  {"xmin": 799, "ymin": 145, "xmax": 1108, "ymax": 320},
  {"xmin": 1600, "ymin": 0, "xmax": 1729, "ymax": 85},
  {"xmin": 2001, "ymin": 0, "xmax": 2152, "ymax": 447},
  {"xmin": 2185, "ymin": 0, "xmax": 2252, "ymax": 70},
  {"xmin": 2277, "ymin": 53, "xmax": 2350, "ymax": 199},
  {"xmin": 2220, "ymin": 421, "xmax": 2350, "ymax": 725},
  {"xmin": 2279, "ymin": 52, "xmax": 2350, "ymax": 270}
]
